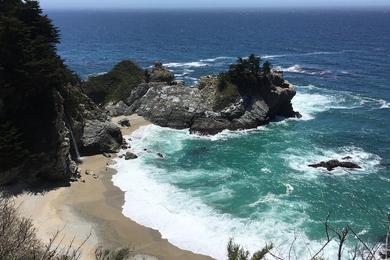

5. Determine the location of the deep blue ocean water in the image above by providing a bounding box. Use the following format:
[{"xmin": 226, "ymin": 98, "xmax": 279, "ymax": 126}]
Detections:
[{"xmin": 48, "ymin": 9, "xmax": 390, "ymax": 259}]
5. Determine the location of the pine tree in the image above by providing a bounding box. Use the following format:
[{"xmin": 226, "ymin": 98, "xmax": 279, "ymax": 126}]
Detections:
[{"xmin": 0, "ymin": 0, "xmax": 77, "ymax": 173}]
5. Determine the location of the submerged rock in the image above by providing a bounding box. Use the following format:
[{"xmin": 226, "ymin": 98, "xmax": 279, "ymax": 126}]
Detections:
[
  {"xmin": 125, "ymin": 152, "xmax": 138, "ymax": 160},
  {"xmin": 308, "ymin": 159, "xmax": 361, "ymax": 171}
]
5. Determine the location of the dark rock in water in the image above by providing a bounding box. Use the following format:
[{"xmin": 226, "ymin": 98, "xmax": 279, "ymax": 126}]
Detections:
[
  {"xmin": 121, "ymin": 139, "xmax": 130, "ymax": 149},
  {"xmin": 157, "ymin": 152, "xmax": 164, "ymax": 158},
  {"xmin": 342, "ymin": 156, "xmax": 353, "ymax": 160},
  {"xmin": 294, "ymin": 112, "xmax": 303, "ymax": 119},
  {"xmin": 147, "ymin": 61, "xmax": 175, "ymax": 84},
  {"xmin": 308, "ymin": 159, "xmax": 361, "ymax": 171},
  {"xmin": 191, "ymin": 146, "xmax": 209, "ymax": 155},
  {"xmin": 125, "ymin": 152, "xmax": 138, "ymax": 160},
  {"xmin": 118, "ymin": 118, "xmax": 131, "ymax": 127},
  {"xmin": 379, "ymin": 162, "xmax": 390, "ymax": 168}
]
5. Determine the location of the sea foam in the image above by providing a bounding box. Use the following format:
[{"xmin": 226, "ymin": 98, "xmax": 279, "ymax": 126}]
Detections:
[{"xmin": 112, "ymin": 127, "xmax": 345, "ymax": 259}]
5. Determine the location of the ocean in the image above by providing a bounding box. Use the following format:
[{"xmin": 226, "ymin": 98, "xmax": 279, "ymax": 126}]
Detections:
[{"xmin": 48, "ymin": 9, "xmax": 390, "ymax": 259}]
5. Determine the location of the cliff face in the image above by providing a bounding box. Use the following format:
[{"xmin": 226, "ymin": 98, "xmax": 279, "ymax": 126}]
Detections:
[
  {"xmin": 0, "ymin": 86, "xmax": 75, "ymax": 185},
  {"xmin": 132, "ymin": 72, "xmax": 299, "ymax": 135},
  {"xmin": 0, "ymin": 83, "xmax": 122, "ymax": 186},
  {"xmin": 0, "ymin": 0, "xmax": 124, "ymax": 186},
  {"xmin": 91, "ymin": 60, "xmax": 300, "ymax": 135}
]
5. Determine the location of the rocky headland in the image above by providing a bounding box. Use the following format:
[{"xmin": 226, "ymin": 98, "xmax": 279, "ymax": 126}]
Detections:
[{"xmin": 96, "ymin": 56, "xmax": 301, "ymax": 135}]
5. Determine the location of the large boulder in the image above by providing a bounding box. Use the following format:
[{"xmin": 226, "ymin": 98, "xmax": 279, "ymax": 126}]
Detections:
[
  {"xmin": 124, "ymin": 151, "xmax": 138, "ymax": 160},
  {"xmin": 81, "ymin": 120, "xmax": 123, "ymax": 155}
]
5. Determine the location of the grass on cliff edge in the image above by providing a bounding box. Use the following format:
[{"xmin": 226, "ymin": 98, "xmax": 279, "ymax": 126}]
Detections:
[{"xmin": 82, "ymin": 60, "xmax": 145, "ymax": 105}]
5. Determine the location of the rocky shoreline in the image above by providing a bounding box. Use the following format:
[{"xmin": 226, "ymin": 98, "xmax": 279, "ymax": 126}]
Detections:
[{"xmin": 104, "ymin": 61, "xmax": 301, "ymax": 135}]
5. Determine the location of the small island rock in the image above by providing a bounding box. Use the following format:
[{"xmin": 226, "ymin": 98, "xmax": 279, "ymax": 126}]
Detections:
[{"xmin": 308, "ymin": 159, "xmax": 361, "ymax": 171}]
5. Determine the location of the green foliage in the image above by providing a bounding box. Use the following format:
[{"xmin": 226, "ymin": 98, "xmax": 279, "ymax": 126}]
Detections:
[
  {"xmin": 251, "ymin": 243, "xmax": 273, "ymax": 260},
  {"xmin": 0, "ymin": 0, "xmax": 77, "ymax": 95},
  {"xmin": 0, "ymin": 121, "xmax": 28, "ymax": 171},
  {"xmin": 0, "ymin": 195, "xmax": 86, "ymax": 259},
  {"xmin": 214, "ymin": 79, "xmax": 239, "ymax": 111},
  {"xmin": 0, "ymin": 0, "xmax": 78, "ymax": 179},
  {"xmin": 82, "ymin": 60, "xmax": 145, "ymax": 104},
  {"xmin": 227, "ymin": 239, "xmax": 273, "ymax": 260},
  {"xmin": 218, "ymin": 54, "xmax": 272, "ymax": 96},
  {"xmin": 95, "ymin": 246, "xmax": 132, "ymax": 260},
  {"xmin": 227, "ymin": 238, "xmax": 250, "ymax": 260},
  {"xmin": 263, "ymin": 61, "xmax": 271, "ymax": 75}
]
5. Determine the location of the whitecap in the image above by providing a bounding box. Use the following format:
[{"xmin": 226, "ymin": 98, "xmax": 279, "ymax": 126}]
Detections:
[
  {"xmin": 112, "ymin": 155, "xmax": 343, "ymax": 260},
  {"xmin": 262, "ymin": 50, "xmax": 354, "ymax": 59},
  {"xmin": 200, "ymin": 56, "xmax": 235, "ymax": 62},
  {"xmin": 163, "ymin": 61, "xmax": 208, "ymax": 68},
  {"xmin": 112, "ymin": 124, "xmax": 359, "ymax": 260},
  {"xmin": 292, "ymin": 91, "xmax": 344, "ymax": 120},
  {"xmin": 282, "ymin": 64, "xmax": 332, "ymax": 76}
]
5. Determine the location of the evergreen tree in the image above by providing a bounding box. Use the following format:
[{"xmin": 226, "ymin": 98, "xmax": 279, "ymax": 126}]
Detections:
[
  {"xmin": 0, "ymin": 0, "xmax": 76, "ymax": 94},
  {"xmin": 218, "ymin": 54, "xmax": 271, "ymax": 96},
  {"xmin": 0, "ymin": 0, "xmax": 77, "ymax": 173}
]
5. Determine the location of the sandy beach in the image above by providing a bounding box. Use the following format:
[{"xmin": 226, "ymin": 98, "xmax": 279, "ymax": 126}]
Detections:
[{"xmin": 15, "ymin": 114, "xmax": 213, "ymax": 260}]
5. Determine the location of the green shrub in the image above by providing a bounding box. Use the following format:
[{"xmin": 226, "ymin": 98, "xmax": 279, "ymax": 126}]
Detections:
[
  {"xmin": 82, "ymin": 60, "xmax": 145, "ymax": 104},
  {"xmin": 0, "ymin": 121, "xmax": 28, "ymax": 171},
  {"xmin": 218, "ymin": 54, "xmax": 272, "ymax": 96},
  {"xmin": 227, "ymin": 238, "xmax": 273, "ymax": 260}
]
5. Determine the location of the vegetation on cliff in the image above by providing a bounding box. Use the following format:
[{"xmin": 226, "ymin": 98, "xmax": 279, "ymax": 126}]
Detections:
[
  {"xmin": 218, "ymin": 54, "xmax": 273, "ymax": 97},
  {"xmin": 82, "ymin": 60, "xmax": 146, "ymax": 105},
  {"xmin": 0, "ymin": 0, "xmax": 78, "ymax": 177},
  {"xmin": 0, "ymin": 0, "xmax": 122, "ymax": 185}
]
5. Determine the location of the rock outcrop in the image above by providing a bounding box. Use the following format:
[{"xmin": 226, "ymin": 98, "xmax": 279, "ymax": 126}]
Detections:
[
  {"xmin": 146, "ymin": 61, "xmax": 175, "ymax": 84},
  {"xmin": 0, "ymin": 2, "xmax": 121, "ymax": 186},
  {"xmin": 61, "ymin": 84, "xmax": 123, "ymax": 156},
  {"xmin": 125, "ymin": 70, "xmax": 300, "ymax": 135},
  {"xmin": 0, "ymin": 83, "xmax": 123, "ymax": 186},
  {"xmin": 308, "ymin": 159, "xmax": 361, "ymax": 171}
]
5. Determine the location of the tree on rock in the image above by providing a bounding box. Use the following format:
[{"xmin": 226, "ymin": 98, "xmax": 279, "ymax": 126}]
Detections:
[{"xmin": 0, "ymin": 0, "xmax": 77, "ymax": 181}]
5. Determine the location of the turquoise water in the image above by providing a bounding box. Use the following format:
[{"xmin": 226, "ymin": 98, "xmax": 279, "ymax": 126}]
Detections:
[
  {"xmin": 48, "ymin": 9, "xmax": 390, "ymax": 259},
  {"xmin": 112, "ymin": 84, "xmax": 388, "ymax": 259}
]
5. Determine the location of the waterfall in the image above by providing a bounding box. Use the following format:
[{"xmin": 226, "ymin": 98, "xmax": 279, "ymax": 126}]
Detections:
[
  {"xmin": 68, "ymin": 126, "xmax": 81, "ymax": 162},
  {"xmin": 64, "ymin": 110, "xmax": 81, "ymax": 163}
]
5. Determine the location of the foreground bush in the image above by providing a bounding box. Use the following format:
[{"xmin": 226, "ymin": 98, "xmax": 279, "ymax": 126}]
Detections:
[{"xmin": 0, "ymin": 196, "xmax": 85, "ymax": 260}]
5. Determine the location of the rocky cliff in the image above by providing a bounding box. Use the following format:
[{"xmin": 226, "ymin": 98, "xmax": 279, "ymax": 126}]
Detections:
[
  {"xmin": 103, "ymin": 60, "xmax": 300, "ymax": 135},
  {"xmin": 0, "ymin": 82, "xmax": 123, "ymax": 186},
  {"xmin": 0, "ymin": 1, "xmax": 123, "ymax": 186},
  {"xmin": 135, "ymin": 73, "xmax": 299, "ymax": 135}
]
